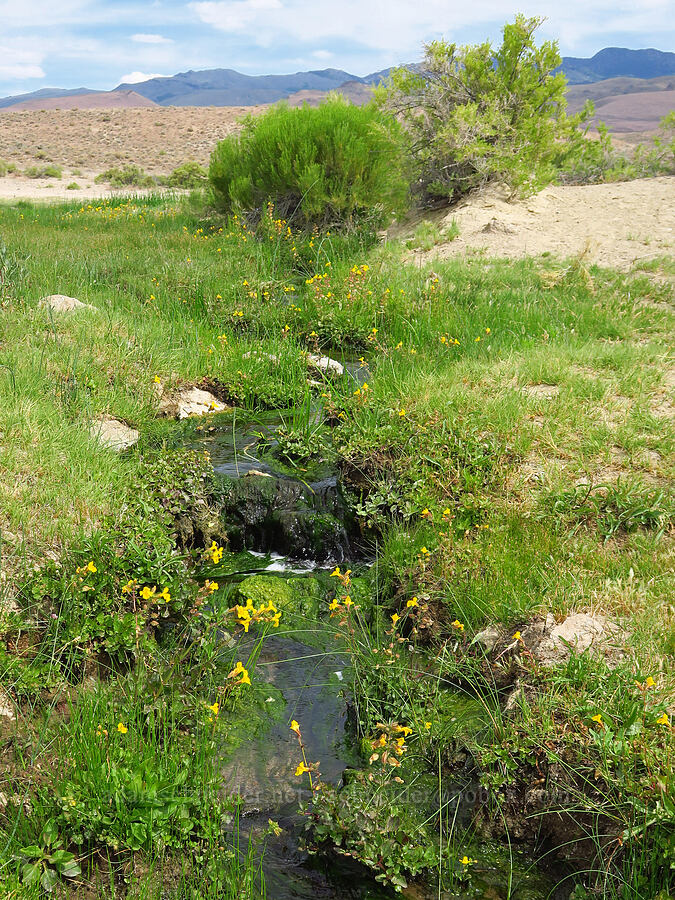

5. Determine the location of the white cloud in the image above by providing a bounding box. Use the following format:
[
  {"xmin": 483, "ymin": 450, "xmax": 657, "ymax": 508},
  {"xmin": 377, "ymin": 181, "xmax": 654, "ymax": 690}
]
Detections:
[
  {"xmin": 119, "ymin": 70, "xmax": 168, "ymax": 83},
  {"xmin": 0, "ymin": 43, "xmax": 46, "ymax": 81},
  {"xmin": 190, "ymin": 0, "xmax": 282, "ymax": 33},
  {"xmin": 131, "ymin": 33, "xmax": 173, "ymax": 43},
  {"xmin": 312, "ymin": 49, "xmax": 333, "ymax": 60}
]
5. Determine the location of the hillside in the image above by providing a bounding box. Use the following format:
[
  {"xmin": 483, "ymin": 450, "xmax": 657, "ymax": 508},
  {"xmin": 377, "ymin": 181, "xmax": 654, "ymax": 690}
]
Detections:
[
  {"xmin": 560, "ymin": 47, "xmax": 675, "ymax": 83},
  {"xmin": 2, "ymin": 90, "xmax": 156, "ymax": 112}
]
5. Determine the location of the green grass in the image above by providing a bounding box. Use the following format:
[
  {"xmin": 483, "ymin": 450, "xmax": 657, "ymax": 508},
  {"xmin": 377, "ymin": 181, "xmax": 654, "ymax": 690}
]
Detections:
[{"xmin": 0, "ymin": 194, "xmax": 673, "ymax": 898}]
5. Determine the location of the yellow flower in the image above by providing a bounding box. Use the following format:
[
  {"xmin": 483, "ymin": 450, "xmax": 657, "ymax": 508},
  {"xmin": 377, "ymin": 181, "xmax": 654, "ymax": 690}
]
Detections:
[
  {"xmin": 86, "ymin": 561, "xmax": 97, "ymax": 574},
  {"xmin": 425, "ymin": 721, "xmax": 432, "ymax": 730},
  {"xmin": 591, "ymin": 714, "xmax": 603, "ymax": 724},
  {"xmin": 154, "ymin": 375, "xmax": 161, "ymax": 384},
  {"xmin": 442, "ymin": 508, "xmax": 452, "ymax": 517},
  {"xmin": 290, "ymin": 720, "xmax": 301, "ymax": 735},
  {"xmin": 644, "ymin": 676, "xmax": 656, "ymax": 688},
  {"xmin": 160, "ymin": 587, "xmax": 171, "ymax": 603},
  {"xmin": 206, "ymin": 580, "xmax": 219, "ymax": 592},
  {"xmin": 391, "ymin": 613, "xmax": 400, "ymax": 626},
  {"xmin": 208, "ymin": 701, "xmax": 219, "ymax": 716},
  {"xmin": 398, "ymin": 409, "xmax": 406, "ymax": 417},
  {"xmin": 330, "ymin": 566, "xmax": 341, "ymax": 578},
  {"xmin": 295, "ymin": 762, "xmax": 309, "ymax": 776},
  {"xmin": 460, "ymin": 855, "xmax": 475, "ymax": 866},
  {"xmin": 240, "ymin": 669, "xmax": 251, "ymax": 686},
  {"xmin": 420, "ymin": 546, "xmax": 429, "ymax": 555},
  {"xmin": 343, "ymin": 595, "xmax": 353, "ymax": 609},
  {"xmin": 117, "ymin": 722, "xmax": 128, "ymax": 734},
  {"xmin": 656, "ymin": 713, "xmax": 669, "ymax": 726},
  {"xmin": 121, "ymin": 579, "xmax": 136, "ymax": 595},
  {"xmin": 451, "ymin": 620, "xmax": 465, "ymax": 632},
  {"xmin": 329, "ymin": 598, "xmax": 340, "ymax": 611},
  {"xmin": 406, "ymin": 597, "xmax": 418, "ymax": 608},
  {"xmin": 421, "ymin": 508, "xmax": 430, "ymax": 517},
  {"xmin": 140, "ymin": 586, "xmax": 156, "ymax": 601},
  {"xmin": 513, "ymin": 631, "xmax": 522, "ymax": 641}
]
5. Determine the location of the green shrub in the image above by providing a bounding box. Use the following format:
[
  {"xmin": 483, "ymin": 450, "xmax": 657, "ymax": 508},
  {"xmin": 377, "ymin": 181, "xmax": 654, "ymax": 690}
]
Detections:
[
  {"xmin": 0, "ymin": 159, "xmax": 17, "ymax": 177},
  {"xmin": 24, "ymin": 164, "xmax": 62, "ymax": 179},
  {"xmin": 94, "ymin": 165, "xmax": 155, "ymax": 188},
  {"xmin": 209, "ymin": 96, "xmax": 408, "ymax": 230},
  {"xmin": 169, "ymin": 160, "xmax": 208, "ymax": 188},
  {"xmin": 66, "ymin": 182, "xmax": 80, "ymax": 190},
  {"xmin": 377, "ymin": 16, "xmax": 591, "ymax": 203}
]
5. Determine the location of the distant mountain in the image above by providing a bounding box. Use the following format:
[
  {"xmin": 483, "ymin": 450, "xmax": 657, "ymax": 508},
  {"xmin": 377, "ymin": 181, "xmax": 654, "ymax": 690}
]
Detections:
[
  {"xmin": 560, "ymin": 48, "xmax": 675, "ymax": 84},
  {"xmin": 1, "ymin": 90, "xmax": 156, "ymax": 112},
  {"xmin": 0, "ymin": 87, "xmax": 96, "ymax": 110},
  {"xmin": 2, "ymin": 49, "xmax": 675, "ymax": 111},
  {"xmin": 114, "ymin": 68, "xmax": 384, "ymax": 107}
]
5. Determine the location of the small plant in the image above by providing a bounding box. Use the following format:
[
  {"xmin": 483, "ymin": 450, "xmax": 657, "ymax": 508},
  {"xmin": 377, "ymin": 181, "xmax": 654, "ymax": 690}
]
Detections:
[
  {"xmin": 66, "ymin": 181, "xmax": 80, "ymax": 190},
  {"xmin": 94, "ymin": 165, "xmax": 156, "ymax": 188},
  {"xmin": 17, "ymin": 820, "xmax": 81, "ymax": 893},
  {"xmin": 0, "ymin": 159, "xmax": 17, "ymax": 177},
  {"xmin": 24, "ymin": 164, "xmax": 62, "ymax": 179},
  {"xmin": 168, "ymin": 161, "xmax": 209, "ymax": 188}
]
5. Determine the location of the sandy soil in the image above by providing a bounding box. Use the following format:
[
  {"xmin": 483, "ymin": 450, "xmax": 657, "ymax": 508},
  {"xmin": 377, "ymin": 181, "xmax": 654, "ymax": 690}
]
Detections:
[
  {"xmin": 401, "ymin": 176, "xmax": 675, "ymax": 271},
  {"xmin": 0, "ymin": 172, "xmax": 162, "ymax": 201},
  {"xmin": 0, "ymin": 105, "xmax": 262, "ymax": 176}
]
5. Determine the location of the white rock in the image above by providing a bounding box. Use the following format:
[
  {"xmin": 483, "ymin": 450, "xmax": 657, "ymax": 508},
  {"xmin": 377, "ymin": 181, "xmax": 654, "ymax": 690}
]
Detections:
[
  {"xmin": 534, "ymin": 613, "xmax": 621, "ymax": 665},
  {"xmin": 159, "ymin": 387, "xmax": 228, "ymax": 419},
  {"xmin": 0, "ymin": 687, "xmax": 15, "ymax": 720},
  {"xmin": 307, "ymin": 354, "xmax": 344, "ymax": 377},
  {"xmin": 39, "ymin": 294, "xmax": 97, "ymax": 313},
  {"xmin": 90, "ymin": 416, "xmax": 139, "ymax": 452}
]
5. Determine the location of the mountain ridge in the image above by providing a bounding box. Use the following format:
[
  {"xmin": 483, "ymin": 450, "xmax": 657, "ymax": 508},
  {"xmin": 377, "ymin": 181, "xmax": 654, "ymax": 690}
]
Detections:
[{"xmin": 1, "ymin": 49, "xmax": 674, "ymax": 109}]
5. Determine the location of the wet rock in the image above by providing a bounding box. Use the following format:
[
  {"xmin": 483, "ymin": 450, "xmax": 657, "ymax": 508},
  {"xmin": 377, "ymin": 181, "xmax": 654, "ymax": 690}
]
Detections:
[
  {"xmin": 215, "ymin": 473, "xmax": 352, "ymax": 563},
  {"xmin": 158, "ymin": 387, "xmax": 229, "ymax": 419},
  {"xmin": 39, "ymin": 294, "xmax": 97, "ymax": 313},
  {"xmin": 532, "ymin": 612, "xmax": 623, "ymax": 666},
  {"xmin": 89, "ymin": 415, "xmax": 139, "ymax": 451},
  {"xmin": 307, "ymin": 354, "xmax": 344, "ymax": 377},
  {"xmin": 238, "ymin": 574, "xmax": 322, "ymax": 620}
]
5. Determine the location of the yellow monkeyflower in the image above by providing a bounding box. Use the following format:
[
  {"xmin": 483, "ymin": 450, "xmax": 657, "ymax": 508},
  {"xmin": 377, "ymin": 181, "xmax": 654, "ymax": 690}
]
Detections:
[
  {"xmin": 140, "ymin": 586, "xmax": 156, "ymax": 601},
  {"xmin": 208, "ymin": 701, "xmax": 219, "ymax": 716},
  {"xmin": 206, "ymin": 580, "xmax": 219, "ymax": 592},
  {"xmin": 391, "ymin": 613, "xmax": 400, "ymax": 626},
  {"xmin": 420, "ymin": 546, "xmax": 429, "ymax": 555},
  {"xmin": 159, "ymin": 587, "xmax": 171, "ymax": 603},
  {"xmin": 240, "ymin": 669, "xmax": 251, "ymax": 686},
  {"xmin": 644, "ymin": 676, "xmax": 656, "ymax": 688},
  {"xmin": 117, "ymin": 722, "xmax": 128, "ymax": 734},
  {"xmin": 513, "ymin": 631, "xmax": 522, "ymax": 641},
  {"xmin": 86, "ymin": 561, "xmax": 97, "ymax": 574},
  {"xmin": 290, "ymin": 720, "xmax": 301, "ymax": 735},
  {"xmin": 330, "ymin": 566, "xmax": 341, "ymax": 578},
  {"xmin": 398, "ymin": 409, "xmax": 406, "ymax": 417},
  {"xmin": 591, "ymin": 714, "xmax": 603, "ymax": 724},
  {"xmin": 343, "ymin": 595, "xmax": 353, "ymax": 609},
  {"xmin": 656, "ymin": 713, "xmax": 670, "ymax": 726},
  {"xmin": 154, "ymin": 375, "xmax": 161, "ymax": 384},
  {"xmin": 451, "ymin": 620, "xmax": 465, "ymax": 632},
  {"xmin": 407, "ymin": 597, "xmax": 419, "ymax": 608},
  {"xmin": 295, "ymin": 762, "xmax": 310, "ymax": 776},
  {"xmin": 425, "ymin": 721, "xmax": 432, "ymax": 730},
  {"xmin": 460, "ymin": 856, "xmax": 475, "ymax": 866},
  {"xmin": 329, "ymin": 598, "xmax": 340, "ymax": 612}
]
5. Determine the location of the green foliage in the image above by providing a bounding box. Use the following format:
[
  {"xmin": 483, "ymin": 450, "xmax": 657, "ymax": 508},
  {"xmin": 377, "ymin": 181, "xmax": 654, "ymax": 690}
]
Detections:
[
  {"xmin": 377, "ymin": 16, "xmax": 590, "ymax": 202},
  {"xmin": 65, "ymin": 181, "xmax": 80, "ymax": 190},
  {"xmin": 209, "ymin": 96, "xmax": 408, "ymax": 229},
  {"xmin": 24, "ymin": 164, "xmax": 62, "ymax": 179},
  {"xmin": 168, "ymin": 160, "xmax": 209, "ymax": 188},
  {"xmin": 0, "ymin": 159, "xmax": 17, "ymax": 177},
  {"xmin": 95, "ymin": 165, "xmax": 156, "ymax": 188},
  {"xmin": 16, "ymin": 819, "xmax": 81, "ymax": 893}
]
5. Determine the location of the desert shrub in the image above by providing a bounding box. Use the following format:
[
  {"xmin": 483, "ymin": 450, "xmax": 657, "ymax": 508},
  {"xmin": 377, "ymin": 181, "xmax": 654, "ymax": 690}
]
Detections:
[
  {"xmin": 209, "ymin": 96, "xmax": 408, "ymax": 230},
  {"xmin": 168, "ymin": 161, "xmax": 208, "ymax": 188},
  {"xmin": 94, "ymin": 166, "xmax": 155, "ymax": 188},
  {"xmin": 557, "ymin": 112, "xmax": 675, "ymax": 184},
  {"xmin": 66, "ymin": 182, "xmax": 80, "ymax": 190},
  {"xmin": 0, "ymin": 159, "xmax": 17, "ymax": 177},
  {"xmin": 24, "ymin": 164, "xmax": 62, "ymax": 179},
  {"xmin": 377, "ymin": 16, "xmax": 591, "ymax": 204}
]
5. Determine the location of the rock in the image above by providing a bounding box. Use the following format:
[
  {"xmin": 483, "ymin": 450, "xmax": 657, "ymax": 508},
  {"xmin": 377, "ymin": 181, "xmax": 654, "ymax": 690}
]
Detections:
[
  {"xmin": 473, "ymin": 625, "xmax": 501, "ymax": 652},
  {"xmin": 532, "ymin": 612, "xmax": 623, "ymax": 666},
  {"xmin": 522, "ymin": 383, "xmax": 559, "ymax": 400},
  {"xmin": 89, "ymin": 415, "xmax": 139, "ymax": 452},
  {"xmin": 39, "ymin": 294, "xmax": 97, "ymax": 313},
  {"xmin": 158, "ymin": 387, "xmax": 229, "ymax": 419},
  {"xmin": 0, "ymin": 688, "xmax": 15, "ymax": 720},
  {"xmin": 245, "ymin": 469, "xmax": 273, "ymax": 478},
  {"xmin": 237, "ymin": 574, "xmax": 322, "ymax": 620},
  {"xmin": 242, "ymin": 351, "xmax": 279, "ymax": 363},
  {"xmin": 307, "ymin": 354, "xmax": 344, "ymax": 377},
  {"xmin": 481, "ymin": 217, "xmax": 516, "ymax": 234}
]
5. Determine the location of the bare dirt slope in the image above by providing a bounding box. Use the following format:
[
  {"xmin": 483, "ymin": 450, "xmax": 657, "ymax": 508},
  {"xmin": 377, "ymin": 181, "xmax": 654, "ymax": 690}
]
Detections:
[
  {"xmin": 2, "ymin": 90, "xmax": 157, "ymax": 112},
  {"xmin": 0, "ymin": 105, "xmax": 262, "ymax": 177},
  {"xmin": 400, "ymin": 176, "xmax": 675, "ymax": 271}
]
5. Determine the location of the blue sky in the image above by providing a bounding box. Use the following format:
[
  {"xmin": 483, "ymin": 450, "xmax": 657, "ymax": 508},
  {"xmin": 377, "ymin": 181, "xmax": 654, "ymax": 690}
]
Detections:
[{"xmin": 1, "ymin": 0, "xmax": 673, "ymax": 97}]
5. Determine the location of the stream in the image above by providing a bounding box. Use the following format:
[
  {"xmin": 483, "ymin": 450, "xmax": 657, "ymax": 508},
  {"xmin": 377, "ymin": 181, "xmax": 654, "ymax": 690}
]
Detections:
[{"xmin": 189, "ymin": 409, "xmax": 564, "ymax": 900}]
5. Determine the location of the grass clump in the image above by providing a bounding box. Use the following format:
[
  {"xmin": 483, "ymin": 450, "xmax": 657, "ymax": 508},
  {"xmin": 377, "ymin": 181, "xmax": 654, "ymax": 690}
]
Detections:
[
  {"xmin": 209, "ymin": 95, "xmax": 408, "ymax": 230},
  {"xmin": 168, "ymin": 160, "xmax": 208, "ymax": 188},
  {"xmin": 0, "ymin": 159, "xmax": 17, "ymax": 177}
]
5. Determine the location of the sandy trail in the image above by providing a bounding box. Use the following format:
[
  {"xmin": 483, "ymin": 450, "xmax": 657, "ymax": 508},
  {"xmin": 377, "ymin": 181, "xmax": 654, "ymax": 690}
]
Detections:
[{"xmin": 399, "ymin": 176, "xmax": 675, "ymax": 271}]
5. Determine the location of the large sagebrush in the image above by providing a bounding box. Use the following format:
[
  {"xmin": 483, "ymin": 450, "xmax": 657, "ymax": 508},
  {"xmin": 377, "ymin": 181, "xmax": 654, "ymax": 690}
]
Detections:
[{"xmin": 209, "ymin": 96, "xmax": 408, "ymax": 230}]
